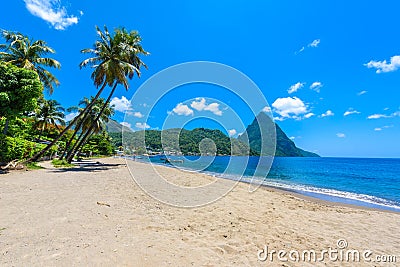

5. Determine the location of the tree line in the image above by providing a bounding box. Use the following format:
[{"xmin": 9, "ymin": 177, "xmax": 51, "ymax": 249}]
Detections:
[
  {"xmin": 109, "ymin": 128, "xmax": 258, "ymax": 156},
  {"xmin": 0, "ymin": 26, "xmax": 148, "ymax": 164}
]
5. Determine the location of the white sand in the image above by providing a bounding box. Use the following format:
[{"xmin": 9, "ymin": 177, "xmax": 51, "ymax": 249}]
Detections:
[{"xmin": 0, "ymin": 157, "xmax": 399, "ymax": 266}]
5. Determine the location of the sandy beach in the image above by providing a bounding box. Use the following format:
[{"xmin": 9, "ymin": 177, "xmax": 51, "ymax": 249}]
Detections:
[{"xmin": 0, "ymin": 157, "xmax": 399, "ymax": 266}]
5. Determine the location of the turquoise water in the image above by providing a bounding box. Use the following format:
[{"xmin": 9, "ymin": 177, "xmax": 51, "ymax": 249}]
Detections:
[{"xmin": 134, "ymin": 156, "xmax": 400, "ymax": 212}]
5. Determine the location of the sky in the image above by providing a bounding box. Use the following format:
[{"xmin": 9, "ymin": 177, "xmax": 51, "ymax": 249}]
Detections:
[{"xmin": 1, "ymin": 0, "xmax": 400, "ymax": 158}]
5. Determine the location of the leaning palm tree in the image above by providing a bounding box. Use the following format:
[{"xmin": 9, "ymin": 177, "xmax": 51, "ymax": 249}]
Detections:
[
  {"xmin": 60, "ymin": 97, "xmax": 112, "ymax": 159},
  {"xmin": 34, "ymin": 99, "xmax": 65, "ymax": 140},
  {"xmin": 72, "ymin": 99, "xmax": 114, "ymax": 158},
  {"xmin": 65, "ymin": 26, "xmax": 148, "ymax": 162},
  {"xmin": 0, "ymin": 30, "xmax": 61, "ymax": 94},
  {"xmin": 27, "ymin": 25, "xmax": 148, "ymax": 163}
]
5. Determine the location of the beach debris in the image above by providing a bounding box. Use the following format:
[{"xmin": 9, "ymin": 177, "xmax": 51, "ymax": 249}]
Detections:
[
  {"xmin": 96, "ymin": 201, "xmax": 111, "ymax": 207},
  {"xmin": 1, "ymin": 159, "xmax": 25, "ymax": 171}
]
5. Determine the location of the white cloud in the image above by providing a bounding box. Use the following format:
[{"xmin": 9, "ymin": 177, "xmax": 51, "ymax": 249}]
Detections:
[
  {"xmin": 272, "ymin": 97, "xmax": 308, "ymax": 119},
  {"xmin": 65, "ymin": 112, "xmax": 78, "ymax": 122},
  {"xmin": 288, "ymin": 82, "xmax": 305, "ymax": 94},
  {"xmin": 384, "ymin": 107, "xmax": 389, "ymax": 111},
  {"xmin": 308, "ymin": 39, "xmax": 320, "ymax": 48},
  {"xmin": 343, "ymin": 109, "xmax": 361, "ymax": 116},
  {"xmin": 364, "ymin": 55, "xmax": 400, "ymax": 73},
  {"xmin": 190, "ymin": 98, "xmax": 206, "ymax": 111},
  {"xmin": 120, "ymin": 122, "xmax": 132, "ymax": 129},
  {"xmin": 295, "ymin": 39, "xmax": 320, "ymax": 55},
  {"xmin": 295, "ymin": 46, "xmax": 305, "ymax": 55},
  {"xmin": 262, "ymin": 106, "xmax": 272, "ymax": 113},
  {"xmin": 310, "ymin": 81, "xmax": 323, "ymax": 92},
  {"xmin": 289, "ymin": 136, "xmax": 295, "ymax": 140},
  {"xmin": 228, "ymin": 129, "xmax": 237, "ymax": 137},
  {"xmin": 375, "ymin": 125, "xmax": 394, "ymax": 131},
  {"xmin": 320, "ymin": 110, "xmax": 334, "ymax": 117},
  {"xmin": 135, "ymin": 122, "xmax": 150, "ymax": 129},
  {"xmin": 204, "ymin": 102, "xmax": 222, "ymax": 116},
  {"xmin": 392, "ymin": 111, "xmax": 400, "ymax": 117},
  {"xmin": 273, "ymin": 116, "xmax": 284, "ymax": 121},
  {"xmin": 304, "ymin": 112, "xmax": 315, "ymax": 119},
  {"xmin": 357, "ymin": 90, "xmax": 367, "ymax": 96},
  {"xmin": 190, "ymin": 98, "xmax": 222, "ymax": 116},
  {"xmin": 24, "ymin": 0, "xmax": 80, "ymax": 30},
  {"xmin": 133, "ymin": 111, "xmax": 144, "ymax": 118},
  {"xmin": 336, "ymin": 133, "xmax": 346, "ymax": 138},
  {"xmin": 110, "ymin": 96, "xmax": 132, "ymax": 112},
  {"xmin": 172, "ymin": 103, "xmax": 194, "ymax": 116},
  {"xmin": 367, "ymin": 114, "xmax": 389, "ymax": 119}
]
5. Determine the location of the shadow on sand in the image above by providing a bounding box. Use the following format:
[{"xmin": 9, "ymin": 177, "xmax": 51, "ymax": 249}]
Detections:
[{"xmin": 50, "ymin": 160, "xmax": 126, "ymax": 173}]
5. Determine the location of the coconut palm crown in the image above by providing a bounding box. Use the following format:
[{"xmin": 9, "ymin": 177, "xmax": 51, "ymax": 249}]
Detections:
[
  {"xmin": 34, "ymin": 99, "xmax": 65, "ymax": 140},
  {"xmin": 79, "ymin": 25, "xmax": 148, "ymax": 90},
  {"xmin": 0, "ymin": 30, "xmax": 61, "ymax": 94}
]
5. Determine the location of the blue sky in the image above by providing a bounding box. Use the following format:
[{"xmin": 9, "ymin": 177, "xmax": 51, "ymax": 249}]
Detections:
[{"xmin": 1, "ymin": 0, "xmax": 400, "ymax": 157}]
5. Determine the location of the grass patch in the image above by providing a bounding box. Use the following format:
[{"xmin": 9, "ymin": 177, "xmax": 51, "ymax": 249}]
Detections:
[
  {"xmin": 26, "ymin": 162, "xmax": 44, "ymax": 170},
  {"xmin": 0, "ymin": 227, "xmax": 5, "ymax": 235},
  {"xmin": 51, "ymin": 159, "xmax": 74, "ymax": 168}
]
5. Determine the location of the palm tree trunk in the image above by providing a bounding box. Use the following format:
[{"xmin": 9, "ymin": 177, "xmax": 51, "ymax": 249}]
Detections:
[
  {"xmin": 75, "ymin": 129, "xmax": 93, "ymax": 159},
  {"xmin": 38, "ymin": 123, "xmax": 46, "ymax": 141},
  {"xmin": 60, "ymin": 116, "xmax": 84, "ymax": 160},
  {"xmin": 62, "ymin": 84, "xmax": 114, "ymax": 159},
  {"xmin": 38, "ymin": 129, "xmax": 43, "ymax": 141},
  {"xmin": 65, "ymin": 126, "xmax": 88, "ymax": 160},
  {"xmin": 2, "ymin": 118, "xmax": 10, "ymax": 135},
  {"xmin": 25, "ymin": 82, "xmax": 108, "ymax": 163},
  {"xmin": 66, "ymin": 83, "xmax": 117, "ymax": 163}
]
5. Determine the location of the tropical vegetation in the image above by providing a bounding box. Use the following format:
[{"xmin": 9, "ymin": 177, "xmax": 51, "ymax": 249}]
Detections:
[
  {"xmin": 0, "ymin": 25, "xmax": 147, "ymax": 166},
  {"xmin": 0, "ymin": 25, "xmax": 317, "ymax": 168},
  {"xmin": 0, "ymin": 30, "xmax": 60, "ymax": 94},
  {"xmin": 34, "ymin": 99, "xmax": 65, "ymax": 140},
  {"xmin": 27, "ymin": 25, "xmax": 148, "ymax": 163},
  {"xmin": 109, "ymin": 128, "xmax": 258, "ymax": 156}
]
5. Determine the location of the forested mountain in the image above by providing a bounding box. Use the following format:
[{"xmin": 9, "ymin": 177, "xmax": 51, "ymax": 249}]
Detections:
[
  {"xmin": 109, "ymin": 112, "xmax": 319, "ymax": 157},
  {"xmin": 109, "ymin": 128, "xmax": 257, "ymax": 155},
  {"xmin": 238, "ymin": 112, "xmax": 319, "ymax": 157}
]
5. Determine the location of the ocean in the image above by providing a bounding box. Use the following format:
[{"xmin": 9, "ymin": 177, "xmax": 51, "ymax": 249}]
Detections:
[{"xmin": 133, "ymin": 156, "xmax": 400, "ymax": 212}]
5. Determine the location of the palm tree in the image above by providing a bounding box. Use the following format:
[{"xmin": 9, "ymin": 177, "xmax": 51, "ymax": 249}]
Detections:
[
  {"xmin": 34, "ymin": 99, "xmax": 65, "ymax": 140},
  {"xmin": 73, "ymin": 99, "xmax": 114, "ymax": 158},
  {"xmin": 0, "ymin": 30, "xmax": 61, "ymax": 94},
  {"xmin": 65, "ymin": 26, "xmax": 148, "ymax": 162},
  {"xmin": 61, "ymin": 97, "xmax": 113, "ymax": 159},
  {"xmin": 27, "ymin": 25, "xmax": 148, "ymax": 163}
]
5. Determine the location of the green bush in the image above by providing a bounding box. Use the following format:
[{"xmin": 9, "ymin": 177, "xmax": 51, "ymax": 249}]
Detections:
[
  {"xmin": 80, "ymin": 131, "xmax": 114, "ymax": 156},
  {"xmin": 51, "ymin": 159, "xmax": 74, "ymax": 168},
  {"xmin": 0, "ymin": 135, "xmax": 57, "ymax": 162},
  {"xmin": 26, "ymin": 162, "xmax": 44, "ymax": 170}
]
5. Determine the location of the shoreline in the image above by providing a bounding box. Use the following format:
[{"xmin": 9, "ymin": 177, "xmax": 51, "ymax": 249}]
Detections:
[
  {"xmin": 125, "ymin": 156, "xmax": 400, "ymax": 213},
  {"xmin": 0, "ymin": 157, "xmax": 399, "ymax": 266}
]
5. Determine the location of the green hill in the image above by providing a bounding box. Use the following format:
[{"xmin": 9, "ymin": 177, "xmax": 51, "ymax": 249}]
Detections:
[
  {"xmin": 109, "ymin": 128, "xmax": 257, "ymax": 156},
  {"xmin": 238, "ymin": 112, "xmax": 319, "ymax": 157},
  {"xmin": 108, "ymin": 113, "xmax": 319, "ymax": 157}
]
